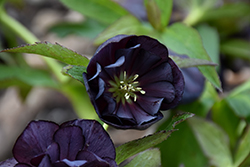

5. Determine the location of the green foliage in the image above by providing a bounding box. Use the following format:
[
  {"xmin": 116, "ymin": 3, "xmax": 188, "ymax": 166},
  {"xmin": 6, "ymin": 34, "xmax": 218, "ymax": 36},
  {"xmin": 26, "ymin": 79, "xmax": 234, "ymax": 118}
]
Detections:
[
  {"xmin": 197, "ymin": 24, "xmax": 220, "ymax": 69},
  {"xmin": 59, "ymin": 0, "xmax": 128, "ymax": 24},
  {"xmin": 124, "ymin": 148, "xmax": 161, "ymax": 167},
  {"xmin": 221, "ymin": 39, "xmax": 250, "ymax": 62},
  {"xmin": 169, "ymin": 55, "xmax": 217, "ymax": 68},
  {"xmin": 62, "ymin": 65, "xmax": 86, "ymax": 84},
  {"xmin": 144, "ymin": 0, "xmax": 172, "ymax": 31},
  {"xmin": 189, "ymin": 117, "xmax": 233, "ymax": 167},
  {"xmin": 226, "ymin": 79, "xmax": 250, "ymax": 118},
  {"xmin": 115, "ymin": 113, "xmax": 194, "ymax": 165},
  {"xmin": 160, "ymin": 23, "xmax": 221, "ymax": 90},
  {"xmin": 94, "ymin": 15, "xmax": 153, "ymax": 45},
  {"xmin": 1, "ymin": 42, "xmax": 90, "ymax": 66},
  {"xmin": 49, "ymin": 19, "xmax": 107, "ymax": 38},
  {"xmin": 0, "ymin": 65, "xmax": 57, "ymax": 88},
  {"xmin": 157, "ymin": 121, "xmax": 208, "ymax": 167}
]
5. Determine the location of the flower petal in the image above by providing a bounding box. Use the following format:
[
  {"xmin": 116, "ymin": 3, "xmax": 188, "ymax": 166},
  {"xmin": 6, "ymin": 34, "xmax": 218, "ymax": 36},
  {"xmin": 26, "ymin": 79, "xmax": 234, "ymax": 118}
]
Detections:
[
  {"xmin": 128, "ymin": 103, "xmax": 158, "ymax": 125},
  {"xmin": 76, "ymin": 150, "xmax": 110, "ymax": 167},
  {"xmin": 180, "ymin": 67, "xmax": 205, "ymax": 103},
  {"xmin": 160, "ymin": 58, "xmax": 185, "ymax": 110},
  {"xmin": 87, "ymin": 35, "xmax": 134, "ymax": 77},
  {"xmin": 137, "ymin": 96, "xmax": 164, "ymax": 115},
  {"xmin": 61, "ymin": 120, "xmax": 116, "ymax": 160},
  {"xmin": 59, "ymin": 159, "xmax": 87, "ymax": 167},
  {"xmin": 13, "ymin": 121, "xmax": 59, "ymax": 165},
  {"xmin": 139, "ymin": 62, "xmax": 173, "ymax": 84},
  {"xmin": 45, "ymin": 142, "xmax": 60, "ymax": 163},
  {"xmin": 126, "ymin": 36, "xmax": 169, "ymax": 60},
  {"xmin": 142, "ymin": 81, "xmax": 175, "ymax": 103},
  {"xmin": 14, "ymin": 164, "xmax": 31, "ymax": 167},
  {"xmin": 0, "ymin": 157, "xmax": 18, "ymax": 167},
  {"xmin": 37, "ymin": 155, "xmax": 53, "ymax": 167},
  {"xmin": 53, "ymin": 126, "xmax": 84, "ymax": 161},
  {"xmin": 95, "ymin": 78, "xmax": 105, "ymax": 100}
]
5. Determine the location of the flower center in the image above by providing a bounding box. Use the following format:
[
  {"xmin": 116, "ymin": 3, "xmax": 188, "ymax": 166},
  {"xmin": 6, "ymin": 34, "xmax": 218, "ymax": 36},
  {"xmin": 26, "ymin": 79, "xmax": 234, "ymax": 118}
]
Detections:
[{"xmin": 108, "ymin": 71, "xmax": 146, "ymax": 104}]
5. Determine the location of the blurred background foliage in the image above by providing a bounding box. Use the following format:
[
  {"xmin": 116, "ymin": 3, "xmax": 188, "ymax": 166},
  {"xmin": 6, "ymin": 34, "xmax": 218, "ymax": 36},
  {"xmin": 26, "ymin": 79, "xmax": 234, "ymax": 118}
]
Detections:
[{"xmin": 0, "ymin": 0, "xmax": 250, "ymax": 166}]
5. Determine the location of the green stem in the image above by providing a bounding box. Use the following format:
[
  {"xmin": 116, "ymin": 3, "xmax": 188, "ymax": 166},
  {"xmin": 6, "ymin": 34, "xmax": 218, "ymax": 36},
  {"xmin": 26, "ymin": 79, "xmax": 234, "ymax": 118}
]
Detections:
[
  {"xmin": 183, "ymin": 8, "xmax": 204, "ymax": 26},
  {"xmin": 0, "ymin": 9, "xmax": 68, "ymax": 83}
]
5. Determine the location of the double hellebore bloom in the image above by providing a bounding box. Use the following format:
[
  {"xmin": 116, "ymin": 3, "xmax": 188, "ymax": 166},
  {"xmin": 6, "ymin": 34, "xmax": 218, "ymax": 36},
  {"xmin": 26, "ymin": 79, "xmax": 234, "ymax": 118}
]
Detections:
[
  {"xmin": 83, "ymin": 35, "xmax": 184, "ymax": 129},
  {"xmin": 6, "ymin": 119, "xmax": 117, "ymax": 167}
]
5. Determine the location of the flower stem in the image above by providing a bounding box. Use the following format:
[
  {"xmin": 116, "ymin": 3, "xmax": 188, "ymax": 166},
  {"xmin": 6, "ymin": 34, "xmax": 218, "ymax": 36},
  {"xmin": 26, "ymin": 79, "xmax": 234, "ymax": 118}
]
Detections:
[{"xmin": 0, "ymin": 8, "xmax": 68, "ymax": 83}]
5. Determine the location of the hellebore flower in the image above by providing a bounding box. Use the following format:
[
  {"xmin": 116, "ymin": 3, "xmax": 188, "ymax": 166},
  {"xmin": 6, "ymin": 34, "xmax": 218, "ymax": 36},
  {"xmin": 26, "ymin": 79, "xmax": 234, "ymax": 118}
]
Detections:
[
  {"xmin": 83, "ymin": 35, "xmax": 184, "ymax": 129},
  {"xmin": 3, "ymin": 119, "xmax": 117, "ymax": 167}
]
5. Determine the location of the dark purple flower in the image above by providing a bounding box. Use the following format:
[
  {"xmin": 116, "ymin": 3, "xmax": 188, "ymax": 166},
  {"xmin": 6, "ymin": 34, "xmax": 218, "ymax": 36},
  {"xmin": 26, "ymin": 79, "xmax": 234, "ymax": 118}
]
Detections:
[
  {"xmin": 83, "ymin": 35, "xmax": 184, "ymax": 129},
  {"xmin": 2, "ymin": 119, "xmax": 117, "ymax": 167}
]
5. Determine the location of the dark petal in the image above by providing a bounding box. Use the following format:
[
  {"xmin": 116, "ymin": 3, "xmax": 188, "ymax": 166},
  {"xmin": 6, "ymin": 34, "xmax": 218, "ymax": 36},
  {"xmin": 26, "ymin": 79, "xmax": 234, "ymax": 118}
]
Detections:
[
  {"xmin": 53, "ymin": 126, "xmax": 84, "ymax": 161},
  {"xmin": 0, "ymin": 157, "xmax": 18, "ymax": 167},
  {"xmin": 14, "ymin": 164, "xmax": 31, "ymax": 167},
  {"xmin": 105, "ymin": 56, "xmax": 125, "ymax": 69},
  {"xmin": 45, "ymin": 142, "xmax": 60, "ymax": 163},
  {"xmin": 102, "ymin": 157, "xmax": 118, "ymax": 167},
  {"xmin": 136, "ymin": 96, "xmax": 164, "ymax": 115},
  {"xmin": 37, "ymin": 155, "xmax": 53, "ymax": 167},
  {"xmin": 61, "ymin": 120, "xmax": 116, "ymax": 160},
  {"xmin": 87, "ymin": 35, "xmax": 135, "ymax": 77},
  {"xmin": 139, "ymin": 62, "xmax": 173, "ymax": 84},
  {"xmin": 124, "ymin": 48, "xmax": 162, "ymax": 76},
  {"xmin": 76, "ymin": 150, "xmax": 106, "ymax": 162},
  {"xmin": 128, "ymin": 103, "xmax": 158, "ymax": 125},
  {"xmin": 160, "ymin": 58, "xmax": 185, "ymax": 110},
  {"xmin": 95, "ymin": 78, "xmax": 105, "ymax": 100},
  {"xmin": 126, "ymin": 36, "xmax": 169, "ymax": 60},
  {"xmin": 180, "ymin": 67, "xmax": 205, "ymax": 103},
  {"xmin": 76, "ymin": 150, "xmax": 110, "ymax": 167},
  {"xmin": 115, "ymin": 103, "xmax": 134, "ymax": 120},
  {"xmin": 30, "ymin": 154, "xmax": 45, "ymax": 166},
  {"xmin": 114, "ymin": 102, "xmax": 159, "ymax": 125},
  {"xmin": 142, "ymin": 81, "xmax": 175, "ymax": 103},
  {"xmin": 30, "ymin": 143, "xmax": 59, "ymax": 165},
  {"xmin": 58, "ymin": 159, "xmax": 87, "ymax": 167},
  {"xmin": 88, "ymin": 63, "xmax": 101, "ymax": 81},
  {"xmin": 13, "ymin": 121, "xmax": 59, "ymax": 165}
]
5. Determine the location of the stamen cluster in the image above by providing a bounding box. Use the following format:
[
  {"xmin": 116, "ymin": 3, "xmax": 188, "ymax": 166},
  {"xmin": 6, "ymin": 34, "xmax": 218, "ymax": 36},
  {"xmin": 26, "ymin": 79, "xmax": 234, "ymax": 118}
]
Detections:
[{"xmin": 108, "ymin": 71, "xmax": 145, "ymax": 104}]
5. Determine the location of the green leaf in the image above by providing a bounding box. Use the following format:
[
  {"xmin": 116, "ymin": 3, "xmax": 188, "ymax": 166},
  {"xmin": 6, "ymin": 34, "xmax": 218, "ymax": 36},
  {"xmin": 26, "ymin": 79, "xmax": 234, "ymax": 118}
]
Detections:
[
  {"xmin": 197, "ymin": 24, "xmax": 220, "ymax": 70},
  {"xmin": 157, "ymin": 121, "xmax": 208, "ymax": 167},
  {"xmin": 94, "ymin": 15, "xmax": 153, "ymax": 45},
  {"xmin": 62, "ymin": 65, "xmax": 86, "ymax": 84},
  {"xmin": 61, "ymin": 84, "xmax": 98, "ymax": 120},
  {"xmin": 124, "ymin": 148, "xmax": 161, "ymax": 167},
  {"xmin": 226, "ymin": 79, "xmax": 250, "ymax": 118},
  {"xmin": 59, "ymin": 0, "xmax": 128, "ymax": 24},
  {"xmin": 161, "ymin": 22, "xmax": 221, "ymax": 90},
  {"xmin": 115, "ymin": 112, "xmax": 194, "ymax": 165},
  {"xmin": 226, "ymin": 92, "xmax": 250, "ymax": 118},
  {"xmin": 49, "ymin": 19, "xmax": 107, "ymax": 38},
  {"xmin": 170, "ymin": 55, "xmax": 217, "ymax": 68},
  {"xmin": 177, "ymin": 81, "xmax": 219, "ymax": 117},
  {"xmin": 220, "ymin": 39, "xmax": 250, "ymax": 62},
  {"xmin": 212, "ymin": 100, "xmax": 240, "ymax": 147},
  {"xmin": 234, "ymin": 127, "xmax": 250, "ymax": 167},
  {"xmin": 144, "ymin": 0, "xmax": 172, "ymax": 31},
  {"xmin": 1, "ymin": 42, "xmax": 90, "ymax": 66},
  {"xmin": 0, "ymin": 65, "xmax": 57, "ymax": 87},
  {"xmin": 200, "ymin": 3, "xmax": 250, "ymax": 22},
  {"xmin": 189, "ymin": 117, "xmax": 233, "ymax": 167}
]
